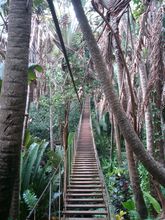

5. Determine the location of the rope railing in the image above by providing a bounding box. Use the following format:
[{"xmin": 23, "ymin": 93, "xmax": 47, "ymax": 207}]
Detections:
[
  {"xmin": 89, "ymin": 97, "xmax": 112, "ymax": 220},
  {"xmin": 26, "ymin": 100, "xmax": 84, "ymax": 220},
  {"xmin": 63, "ymin": 100, "xmax": 84, "ymax": 217},
  {"xmin": 26, "ymin": 156, "xmax": 64, "ymax": 220}
]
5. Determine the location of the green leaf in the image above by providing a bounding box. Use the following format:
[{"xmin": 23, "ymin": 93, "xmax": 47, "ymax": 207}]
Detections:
[
  {"xmin": 31, "ymin": 141, "xmax": 48, "ymax": 181},
  {"xmin": 29, "ymin": 64, "xmax": 43, "ymax": 73},
  {"xmin": 122, "ymin": 199, "xmax": 135, "ymax": 211},
  {"xmin": 144, "ymin": 191, "xmax": 161, "ymax": 214},
  {"xmin": 28, "ymin": 69, "xmax": 36, "ymax": 82},
  {"xmin": 23, "ymin": 189, "xmax": 38, "ymax": 211},
  {"xmin": 34, "ymin": 64, "xmax": 43, "ymax": 72},
  {"xmin": 68, "ymin": 132, "xmax": 74, "ymax": 146},
  {"xmin": 21, "ymin": 143, "xmax": 40, "ymax": 192},
  {"xmin": 23, "ymin": 129, "xmax": 32, "ymax": 148},
  {"xmin": 28, "ymin": 64, "xmax": 43, "ymax": 83}
]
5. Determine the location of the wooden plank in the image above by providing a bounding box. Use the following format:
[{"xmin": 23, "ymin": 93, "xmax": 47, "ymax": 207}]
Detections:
[
  {"xmin": 69, "ymin": 181, "xmax": 101, "ymax": 184},
  {"xmin": 65, "ymin": 204, "xmax": 106, "ymax": 208},
  {"xmin": 66, "ymin": 193, "xmax": 103, "ymax": 197},
  {"xmin": 63, "ymin": 210, "xmax": 107, "ymax": 215},
  {"xmin": 70, "ymin": 176, "xmax": 100, "ymax": 181},
  {"xmin": 71, "ymin": 170, "xmax": 98, "ymax": 172},
  {"xmin": 68, "ymin": 185, "xmax": 102, "ymax": 188},
  {"xmin": 64, "ymin": 218, "xmax": 107, "ymax": 220},
  {"xmin": 66, "ymin": 198, "xmax": 104, "ymax": 202},
  {"xmin": 67, "ymin": 189, "xmax": 102, "ymax": 192}
]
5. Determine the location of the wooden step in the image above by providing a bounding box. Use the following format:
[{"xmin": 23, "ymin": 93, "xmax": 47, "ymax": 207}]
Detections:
[
  {"xmin": 65, "ymin": 204, "xmax": 106, "ymax": 208},
  {"xmin": 69, "ymin": 181, "xmax": 101, "ymax": 184},
  {"xmin": 73, "ymin": 162, "xmax": 97, "ymax": 163},
  {"xmin": 66, "ymin": 198, "xmax": 104, "ymax": 202},
  {"xmin": 72, "ymin": 169, "xmax": 98, "ymax": 171},
  {"xmin": 69, "ymin": 185, "xmax": 102, "ymax": 188},
  {"xmin": 72, "ymin": 172, "xmax": 99, "ymax": 175},
  {"xmin": 73, "ymin": 166, "xmax": 97, "ymax": 168},
  {"xmin": 74, "ymin": 160, "xmax": 96, "ymax": 162},
  {"xmin": 63, "ymin": 210, "xmax": 107, "ymax": 215},
  {"xmin": 64, "ymin": 218, "xmax": 107, "ymax": 220},
  {"xmin": 66, "ymin": 193, "xmax": 103, "ymax": 197},
  {"xmin": 70, "ymin": 178, "xmax": 100, "ymax": 181},
  {"xmin": 63, "ymin": 100, "xmax": 108, "ymax": 219},
  {"xmin": 70, "ymin": 175, "xmax": 99, "ymax": 178},
  {"xmin": 67, "ymin": 189, "xmax": 102, "ymax": 193}
]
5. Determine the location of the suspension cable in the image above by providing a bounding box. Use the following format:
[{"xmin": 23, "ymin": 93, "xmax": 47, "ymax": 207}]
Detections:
[{"xmin": 47, "ymin": 0, "xmax": 81, "ymax": 106}]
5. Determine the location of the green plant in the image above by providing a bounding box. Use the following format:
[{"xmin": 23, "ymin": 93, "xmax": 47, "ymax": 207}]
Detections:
[
  {"xmin": 122, "ymin": 192, "xmax": 162, "ymax": 219},
  {"xmin": 21, "ymin": 140, "xmax": 49, "ymax": 192},
  {"xmin": 105, "ymin": 166, "xmax": 132, "ymax": 215},
  {"xmin": 144, "ymin": 191, "xmax": 161, "ymax": 214},
  {"xmin": 28, "ymin": 64, "xmax": 43, "ymax": 83},
  {"xmin": 122, "ymin": 199, "xmax": 140, "ymax": 220},
  {"xmin": 138, "ymin": 164, "xmax": 150, "ymax": 192},
  {"xmin": 20, "ymin": 136, "xmax": 63, "ymax": 220},
  {"xmin": 23, "ymin": 189, "xmax": 38, "ymax": 211},
  {"xmin": 115, "ymin": 210, "xmax": 127, "ymax": 220}
]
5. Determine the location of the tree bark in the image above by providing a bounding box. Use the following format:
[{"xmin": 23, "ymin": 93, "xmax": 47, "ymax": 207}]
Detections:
[
  {"xmin": 9, "ymin": 168, "xmax": 20, "ymax": 220},
  {"xmin": 114, "ymin": 118, "xmax": 121, "ymax": 164},
  {"xmin": 0, "ymin": 1, "xmax": 32, "ymax": 219},
  {"xmin": 139, "ymin": 63, "xmax": 153, "ymax": 155},
  {"xmin": 126, "ymin": 142, "xmax": 148, "ymax": 219},
  {"xmin": 71, "ymin": 0, "xmax": 165, "ymax": 186}
]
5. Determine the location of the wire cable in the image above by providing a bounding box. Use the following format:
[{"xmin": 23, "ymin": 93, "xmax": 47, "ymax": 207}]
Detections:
[{"xmin": 47, "ymin": 0, "xmax": 81, "ymax": 106}]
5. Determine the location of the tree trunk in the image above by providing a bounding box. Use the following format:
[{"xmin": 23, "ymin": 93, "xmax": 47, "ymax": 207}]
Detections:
[
  {"xmin": 114, "ymin": 118, "xmax": 121, "ymax": 164},
  {"xmin": 49, "ymin": 80, "xmax": 54, "ymax": 151},
  {"xmin": 9, "ymin": 168, "xmax": 20, "ymax": 220},
  {"xmin": 126, "ymin": 142, "xmax": 148, "ymax": 219},
  {"xmin": 139, "ymin": 63, "xmax": 153, "ymax": 155},
  {"xmin": 71, "ymin": 0, "xmax": 165, "ymax": 186},
  {"xmin": 0, "ymin": 1, "xmax": 32, "ymax": 219}
]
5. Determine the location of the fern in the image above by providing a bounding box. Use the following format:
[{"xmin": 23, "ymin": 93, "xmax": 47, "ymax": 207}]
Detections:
[{"xmin": 23, "ymin": 189, "xmax": 38, "ymax": 211}]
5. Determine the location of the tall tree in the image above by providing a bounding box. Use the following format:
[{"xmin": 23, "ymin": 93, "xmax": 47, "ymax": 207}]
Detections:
[
  {"xmin": 0, "ymin": 1, "xmax": 32, "ymax": 219},
  {"xmin": 71, "ymin": 0, "xmax": 165, "ymax": 186}
]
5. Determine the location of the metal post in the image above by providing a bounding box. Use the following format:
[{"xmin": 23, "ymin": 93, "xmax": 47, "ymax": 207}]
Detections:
[
  {"xmin": 49, "ymin": 181, "xmax": 52, "ymax": 220},
  {"xmin": 34, "ymin": 209, "xmax": 36, "ymax": 220},
  {"xmin": 59, "ymin": 164, "xmax": 61, "ymax": 220},
  {"xmin": 68, "ymin": 145, "xmax": 70, "ymax": 186}
]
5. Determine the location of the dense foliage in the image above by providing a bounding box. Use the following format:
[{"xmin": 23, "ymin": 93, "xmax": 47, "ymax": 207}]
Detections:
[{"xmin": 0, "ymin": 0, "xmax": 164, "ymax": 219}]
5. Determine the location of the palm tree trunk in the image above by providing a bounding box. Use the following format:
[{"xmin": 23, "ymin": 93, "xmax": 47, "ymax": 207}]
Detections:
[
  {"xmin": 9, "ymin": 168, "xmax": 20, "ymax": 220},
  {"xmin": 71, "ymin": 0, "xmax": 165, "ymax": 186},
  {"xmin": 0, "ymin": 1, "xmax": 32, "ymax": 219}
]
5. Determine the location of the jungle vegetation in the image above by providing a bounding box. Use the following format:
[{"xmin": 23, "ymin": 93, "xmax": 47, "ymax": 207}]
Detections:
[{"xmin": 0, "ymin": 0, "xmax": 164, "ymax": 219}]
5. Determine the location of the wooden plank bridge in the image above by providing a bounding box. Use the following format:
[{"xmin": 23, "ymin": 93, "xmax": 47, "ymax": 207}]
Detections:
[{"xmin": 63, "ymin": 98, "xmax": 110, "ymax": 220}]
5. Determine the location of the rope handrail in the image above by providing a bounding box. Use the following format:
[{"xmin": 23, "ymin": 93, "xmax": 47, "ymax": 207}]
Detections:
[
  {"xmin": 89, "ymin": 97, "xmax": 112, "ymax": 220},
  {"xmin": 26, "ymin": 99, "xmax": 84, "ymax": 220},
  {"xmin": 26, "ymin": 153, "xmax": 65, "ymax": 220},
  {"xmin": 64, "ymin": 99, "xmax": 84, "ymax": 214}
]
